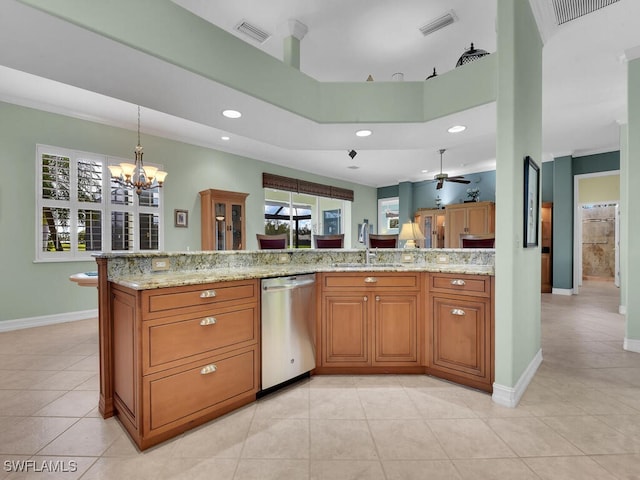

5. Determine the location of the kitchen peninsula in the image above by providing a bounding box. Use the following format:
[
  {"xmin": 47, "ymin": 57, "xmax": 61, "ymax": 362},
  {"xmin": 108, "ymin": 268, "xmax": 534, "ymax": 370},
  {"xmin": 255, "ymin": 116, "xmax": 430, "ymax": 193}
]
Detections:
[{"xmin": 95, "ymin": 248, "xmax": 494, "ymax": 450}]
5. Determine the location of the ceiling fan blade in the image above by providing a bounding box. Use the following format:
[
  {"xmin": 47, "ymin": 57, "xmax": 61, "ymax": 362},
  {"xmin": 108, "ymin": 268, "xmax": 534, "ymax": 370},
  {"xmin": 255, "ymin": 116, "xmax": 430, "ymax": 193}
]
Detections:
[
  {"xmin": 436, "ymin": 180, "xmax": 444, "ymax": 189},
  {"xmin": 447, "ymin": 178, "xmax": 471, "ymax": 184}
]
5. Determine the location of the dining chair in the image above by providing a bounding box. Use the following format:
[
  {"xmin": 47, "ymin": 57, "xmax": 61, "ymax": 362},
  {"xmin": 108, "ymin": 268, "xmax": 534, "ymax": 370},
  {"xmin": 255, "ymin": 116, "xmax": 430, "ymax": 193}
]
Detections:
[
  {"xmin": 459, "ymin": 233, "xmax": 495, "ymax": 248},
  {"xmin": 256, "ymin": 233, "xmax": 288, "ymax": 249},
  {"xmin": 314, "ymin": 234, "xmax": 344, "ymax": 248},
  {"xmin": 368, "ymin": 234, "xmax": 398, "ymax": 248}
]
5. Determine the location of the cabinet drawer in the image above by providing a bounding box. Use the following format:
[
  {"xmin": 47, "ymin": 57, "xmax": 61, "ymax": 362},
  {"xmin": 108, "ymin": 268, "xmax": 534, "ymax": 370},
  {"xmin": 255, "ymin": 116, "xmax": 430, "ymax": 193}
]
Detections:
[
  {"xmin": 143, "ymin": 305, "xmax": 258, "ymax": 373},
  {"xmin": 322, "ymin": 273, "xmax": 419, "ymax": 290},
  {"xmin": 142, "ymin": 280, "xmax": 257, "ymax": 319},
  {"xmin": 428, "ymin": 273, "xmax": 490, "ymax": 297},
  {"xmin": 146, "ymin": 348, "xmax": 256, "ymax": 432}
]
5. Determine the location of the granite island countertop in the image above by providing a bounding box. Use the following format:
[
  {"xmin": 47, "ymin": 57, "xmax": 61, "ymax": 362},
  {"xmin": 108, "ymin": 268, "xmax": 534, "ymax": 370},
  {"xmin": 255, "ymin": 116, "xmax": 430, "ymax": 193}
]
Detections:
[{"xmin": 110, "ymin": 262, "xmax": 494, "ymax": 290}]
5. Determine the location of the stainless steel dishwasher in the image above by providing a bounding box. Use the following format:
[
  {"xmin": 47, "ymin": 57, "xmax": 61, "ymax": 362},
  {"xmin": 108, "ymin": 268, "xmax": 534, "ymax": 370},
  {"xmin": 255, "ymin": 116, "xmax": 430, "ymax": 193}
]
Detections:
[{"xmin": 261, "ymin": 274, "xmax": 316, "ymax": 391}]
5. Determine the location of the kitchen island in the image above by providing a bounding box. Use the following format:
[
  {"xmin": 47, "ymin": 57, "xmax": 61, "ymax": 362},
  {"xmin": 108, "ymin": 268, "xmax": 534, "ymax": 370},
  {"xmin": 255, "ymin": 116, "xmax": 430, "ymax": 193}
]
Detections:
[{"xmin": 95, "ymin": 248, "xmax": 494, "ymax": 449}]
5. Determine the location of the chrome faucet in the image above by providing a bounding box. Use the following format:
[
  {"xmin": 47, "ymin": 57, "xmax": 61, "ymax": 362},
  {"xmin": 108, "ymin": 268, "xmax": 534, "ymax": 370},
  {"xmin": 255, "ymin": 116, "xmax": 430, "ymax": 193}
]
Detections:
[
  {"xmin": 359, "ymin": 221, "xmax": 369, "ymax": 247},
  {"xmin": 360, "ymin": 222, "xmax": 376, "ymax": 264}
]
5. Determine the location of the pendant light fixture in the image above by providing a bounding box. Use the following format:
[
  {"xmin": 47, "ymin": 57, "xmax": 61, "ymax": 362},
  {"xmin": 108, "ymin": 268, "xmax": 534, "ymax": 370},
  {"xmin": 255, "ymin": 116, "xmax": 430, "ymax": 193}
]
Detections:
[
  {"xmin": 108, "ymin": 106, "xmax": 168, "ymax": 195},
  {"xmin": 455, "ymin": 43, "xmax": 490, "ymax": 68}
]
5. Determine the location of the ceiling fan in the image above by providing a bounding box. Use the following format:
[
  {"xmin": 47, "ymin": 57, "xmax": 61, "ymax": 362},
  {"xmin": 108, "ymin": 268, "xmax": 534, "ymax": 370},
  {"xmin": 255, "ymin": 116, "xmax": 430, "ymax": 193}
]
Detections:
[{"xmin": 433, "ymin": 148, "xmax": 470, "ymax": 190}]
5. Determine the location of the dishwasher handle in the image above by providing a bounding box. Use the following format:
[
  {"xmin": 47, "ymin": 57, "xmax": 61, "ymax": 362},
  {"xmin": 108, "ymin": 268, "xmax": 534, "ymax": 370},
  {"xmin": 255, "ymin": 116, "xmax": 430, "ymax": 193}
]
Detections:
[{"xmin": 262, "ymin": 278, "xmax": 316, "ymax": 292}]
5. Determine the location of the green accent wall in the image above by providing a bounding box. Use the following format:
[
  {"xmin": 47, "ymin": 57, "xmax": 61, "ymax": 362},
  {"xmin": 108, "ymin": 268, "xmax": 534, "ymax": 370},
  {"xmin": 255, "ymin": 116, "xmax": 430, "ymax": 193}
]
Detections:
[
  {"xmin": 494, "ymin": 0, "xmax": 543, "ymax": 388},
  {"xmin": 573, "ymin": 151, "xmax": 619, "ymax": 175},
  {"xmin": 398, "ymin": 182, "xmax": 413, "ymax": 225},
  {"xmin": 551, "ymin": 156, "xmax": 573, "ymax": 290},
  {"xmin": 541, "ymin": 162, "xmax": 554, "ymax": 203},
  {"xmin": 377, "ymin": 185, "xmax": 399, "ymax": 199},
  {"xmin": 0, "ymin": 102, "xmax": 376, "ymax": 322}
]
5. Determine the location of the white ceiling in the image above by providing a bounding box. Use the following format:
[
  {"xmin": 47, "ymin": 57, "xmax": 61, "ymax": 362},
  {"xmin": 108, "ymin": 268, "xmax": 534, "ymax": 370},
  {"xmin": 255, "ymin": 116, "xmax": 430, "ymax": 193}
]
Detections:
[{"xmin": 0, "ymin": 0, "xmax": 638, "ymax": 188}]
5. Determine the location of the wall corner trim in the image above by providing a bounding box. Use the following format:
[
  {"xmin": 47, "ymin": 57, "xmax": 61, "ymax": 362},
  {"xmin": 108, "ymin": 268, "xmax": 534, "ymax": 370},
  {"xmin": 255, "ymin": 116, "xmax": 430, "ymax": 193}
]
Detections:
[
  {"xmin": 551, "ymin": 288, "xmax": 573, "ymax": 296},
  {"xmin": 623, "ymin": 337, "xmax": 640, "ymax": 353},
  {"xmin": 0, "ymin": 309, "xmax": 98, "ymax": 333},
  {"xmin": 492, "ymin": 349, "xmax": 543, "ymax": 408}
]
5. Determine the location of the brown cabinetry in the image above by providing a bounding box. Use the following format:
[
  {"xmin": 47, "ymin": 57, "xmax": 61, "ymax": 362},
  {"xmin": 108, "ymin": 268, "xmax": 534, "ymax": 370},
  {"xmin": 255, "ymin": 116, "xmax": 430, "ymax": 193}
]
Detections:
[
  {"xmin": 199, "ymin": 189, "xmax": 248, "ymax": 251},
  {"xmin": 318, "ymin": 273, "xmax": 422, "ymax": 370},
  {"xmin": 444, "ymin": 201, "xmax": 495, "ymax": 248},
  {"xmin": 110, "ymin": 279, "xmax": 259, "ymax": 450},
  {"xmin": 427, "ymin": 273, "xmax": 494, "ymax": 392},
  {"xmin": 414, "ymin": 208, "xmax": 446, "ymax": 248}
]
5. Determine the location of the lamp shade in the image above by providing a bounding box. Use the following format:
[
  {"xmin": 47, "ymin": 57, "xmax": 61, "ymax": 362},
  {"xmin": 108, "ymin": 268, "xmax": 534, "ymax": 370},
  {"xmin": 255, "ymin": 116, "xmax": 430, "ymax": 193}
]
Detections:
[{"xmin": 398, "ymin": 221, "xmax": 423, "ymax": 248}]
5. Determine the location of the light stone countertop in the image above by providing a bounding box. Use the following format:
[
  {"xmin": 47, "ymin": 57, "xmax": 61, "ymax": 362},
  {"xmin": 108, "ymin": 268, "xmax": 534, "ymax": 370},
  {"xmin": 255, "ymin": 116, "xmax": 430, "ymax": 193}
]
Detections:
[{"xmin": 111, "ymin": 262, "xmax": 494, "ymax": 290}]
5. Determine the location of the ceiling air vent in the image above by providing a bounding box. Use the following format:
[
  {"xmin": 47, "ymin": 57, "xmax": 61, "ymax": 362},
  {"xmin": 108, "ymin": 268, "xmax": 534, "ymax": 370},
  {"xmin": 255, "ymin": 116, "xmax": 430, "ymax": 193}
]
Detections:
[
  {"xmin": 235, "ymin": 20, "xmax": 271, "ymax": 44},
  {"xmin": 419, "ymin": 11, "xmax": 457, "ymax": 37},
  {"xmin": 552, "ymin": 0, "xmax": 619, "ymax": 25}
]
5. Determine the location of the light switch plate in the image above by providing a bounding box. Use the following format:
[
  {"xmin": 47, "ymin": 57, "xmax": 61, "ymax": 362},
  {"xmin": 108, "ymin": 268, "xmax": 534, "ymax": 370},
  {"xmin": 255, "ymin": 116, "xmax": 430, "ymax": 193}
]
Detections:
[
  {"xmin": 152, "ymin": 258, "xmax": 170, "ymax": 271},
  {"xmin": 401, "ymin": 254, "xmax": 414, "ymax": 263},
  {"xmin": 436, "ymin": 254, "xmax": 450, "ymax": 264}
]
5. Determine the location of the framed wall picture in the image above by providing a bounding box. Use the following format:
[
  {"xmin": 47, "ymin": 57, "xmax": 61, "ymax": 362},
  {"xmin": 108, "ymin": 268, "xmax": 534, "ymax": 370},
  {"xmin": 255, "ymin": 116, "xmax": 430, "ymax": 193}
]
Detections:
[
  {"xmin": 174, "ymin": 209, "xmax": 188, "ymax": 228},
  {"xmin": 523, "ymin": 156, "xmax": 540, "ymax": 247}
]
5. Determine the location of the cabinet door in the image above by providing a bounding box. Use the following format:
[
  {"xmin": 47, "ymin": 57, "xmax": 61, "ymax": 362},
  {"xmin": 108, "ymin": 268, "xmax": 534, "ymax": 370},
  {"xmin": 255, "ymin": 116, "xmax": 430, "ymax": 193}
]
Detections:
[
  {"xmin": 373, "ymin": 294, "xmax": 418, "ymax": 365},
  {"xmin": 466, "ymin": 204, "xmax": 489, "ymax": 235},
  {"xmin": 445, "ymin": 208, "xmax": 467, "ymax": 248},
  {"xmin": 322, "ymin": 295, "xmax": 369, "ymax": 366},
  {"xmin": 430, "ymin": 295, "xmax": 489, "ymax": 383}
]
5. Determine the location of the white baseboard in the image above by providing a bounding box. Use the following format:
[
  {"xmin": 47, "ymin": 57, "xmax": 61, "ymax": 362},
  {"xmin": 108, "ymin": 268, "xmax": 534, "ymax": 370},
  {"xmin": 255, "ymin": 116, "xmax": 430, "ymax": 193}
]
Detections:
[
  {"xmin": 492, "ymin": 348, "xmax": 543, "ymax": 408},
  {"xmin": 619, "ymin": 305, "xmax": 627, "ymax": 315},
  {"xmin": 552, "ymin": 288, "xmax": 573, "ymax": 296},
  {"xmin": 623, "ymin": 337, "xmax": 640, "ymax": 353},
  {"xmin": 0, "ymin": 309, "xmax": 98, "ymax": 333}
]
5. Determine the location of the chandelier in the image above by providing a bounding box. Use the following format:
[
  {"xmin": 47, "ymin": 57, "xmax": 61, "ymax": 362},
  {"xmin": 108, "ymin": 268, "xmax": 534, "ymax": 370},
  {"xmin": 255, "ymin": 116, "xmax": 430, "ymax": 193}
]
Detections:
[{"xmin": 108, "ymin": 106, "xmax": 167, "ymax": 195}]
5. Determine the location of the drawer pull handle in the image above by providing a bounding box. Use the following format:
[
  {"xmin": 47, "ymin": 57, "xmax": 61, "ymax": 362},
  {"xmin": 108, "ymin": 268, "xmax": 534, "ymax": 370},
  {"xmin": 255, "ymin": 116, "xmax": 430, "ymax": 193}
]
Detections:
[
  {"xmin": 200, "ymin": 317, "xmax": 217, "ymax": 326},
  {"xmin": 451, "ymin": 309, "xmax": 466, "ymax": 316},
  {"xmin": 363, "ymin": 296, "xmax": 368, "ymax": 302},
  {"xmin": 450, "ymin": 279, "xmax": 466, "ymax": 286},
  {"xmin": 364, "ymin": 277, "xmax": 378, "ymax": 283},
  {"xmin": 200, "ymin": 290, "xmax": 217, "ymax": 298},
  {"xmin": 200, "ymin": 364, "xmax": 217, "ymax": 375},
  {"xmin": 375, "ymin": 295, "xmax": 380, "ymax": 302}
]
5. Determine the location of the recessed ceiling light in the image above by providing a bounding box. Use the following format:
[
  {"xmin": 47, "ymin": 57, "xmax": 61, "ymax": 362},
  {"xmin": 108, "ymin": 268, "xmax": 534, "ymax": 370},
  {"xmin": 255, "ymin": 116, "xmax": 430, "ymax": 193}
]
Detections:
[
  {"xmin": 222, "ymin": 109, "xmax": 242, "ymax": 119},
  {"xmin": 421, "ymin": 169, "xmax": 429, "ymax": 173},
  {"xmin": 221, "ymin": 136, "xmax": 230, "ymax": 141},
  {"xmin": 347, "ymin": 165, "xmax": 360, "ymax": 169},
  {"xmin": 355, "ymin": 129, "xmax": 372, "ymax": 137},
  {"xmin": 448, "ymin": 125, "xmax": 466, "ymax": 133}
]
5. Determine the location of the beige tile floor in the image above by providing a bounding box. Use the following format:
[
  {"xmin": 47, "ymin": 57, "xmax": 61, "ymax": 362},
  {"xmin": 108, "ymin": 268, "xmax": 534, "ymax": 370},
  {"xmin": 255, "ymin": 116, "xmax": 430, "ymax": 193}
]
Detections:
[{"xmin": 1, "ymin": 281, "xmax": 639, "ymax": 479}]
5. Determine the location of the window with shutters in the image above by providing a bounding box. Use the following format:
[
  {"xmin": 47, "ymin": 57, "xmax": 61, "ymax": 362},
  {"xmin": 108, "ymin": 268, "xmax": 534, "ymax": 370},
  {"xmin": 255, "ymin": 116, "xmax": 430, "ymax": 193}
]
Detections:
[{"xmin": 36, "ymin": 145, "xmax": 164, "ymax": 262}]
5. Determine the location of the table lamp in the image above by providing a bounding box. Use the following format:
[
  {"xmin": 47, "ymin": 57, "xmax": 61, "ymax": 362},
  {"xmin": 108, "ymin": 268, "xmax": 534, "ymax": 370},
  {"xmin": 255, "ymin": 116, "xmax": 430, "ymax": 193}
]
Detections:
[{"xmin": 398, "ymin": 221, "xmax": 423, "ymax": 249}]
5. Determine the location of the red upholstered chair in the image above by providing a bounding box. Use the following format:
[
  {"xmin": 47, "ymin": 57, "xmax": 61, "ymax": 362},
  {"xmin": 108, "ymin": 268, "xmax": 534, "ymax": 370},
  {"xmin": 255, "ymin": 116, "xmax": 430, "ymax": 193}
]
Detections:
[
  {"xmin": 314, "ymin": 234, "xmax": 344, "ymax": 248},
  {"xmin": 368, "ymin": 234, "xmax": 398, "ymax": 248},
  {"xmin": 256, "ymin": 234, "xmax": 287, "ymax": 249},
  {"xmin": 459, "ymin": 233, "xmax": 495, "ymax": 248}
]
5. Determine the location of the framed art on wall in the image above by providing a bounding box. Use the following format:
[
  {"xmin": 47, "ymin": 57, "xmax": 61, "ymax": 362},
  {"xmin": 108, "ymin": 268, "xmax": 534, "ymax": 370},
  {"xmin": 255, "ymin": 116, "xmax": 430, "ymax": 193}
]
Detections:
[
  {"xmin": 523, "ymin": 156, "xmax": 540, "ymax": 248},
  {"xmin": 174, "ymin": 209, "xmax": 188, "ymax": 228}
]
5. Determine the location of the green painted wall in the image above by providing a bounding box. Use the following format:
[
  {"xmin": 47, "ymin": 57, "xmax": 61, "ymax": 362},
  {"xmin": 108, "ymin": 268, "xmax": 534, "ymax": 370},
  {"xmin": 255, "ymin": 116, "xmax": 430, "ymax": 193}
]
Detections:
[
  {"xmin": 377, "ymin": 185, "xmax": 399, "ymax": 199},
  {"xmin": 494, "ymin": 0, "xmax": 543, "ymax": 388},
  {"xmin": 411, "ymin": 170, "xmax": 496, "ymax": 211},
  {"xmin": 552, "ymin": 156, "xmax": 573, "ymax": 290},
  {"xmin": 19, "ymin": 0, "xmax": 496, "ymax": 125},
  {"xmin": 619, "ymin": 125, "xmax": 628, "ymax": 320},
  {"xmin": 541, "ymin": 162, "xmax": 554, "ymax": 203},
  {"xmin": 626, "ymin": 57, "xmax": 640, "ymax": 341},
  {"xmin": 0, "ymin": 102, "xmax": 376, "ymax": 322},
  {"xmin": 573, "ymin": 151, "xmax": 619, "ymax": 175},
  {"xmin": 398, "ymin": 182, "xmax": 413, "ymax": 225}
]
